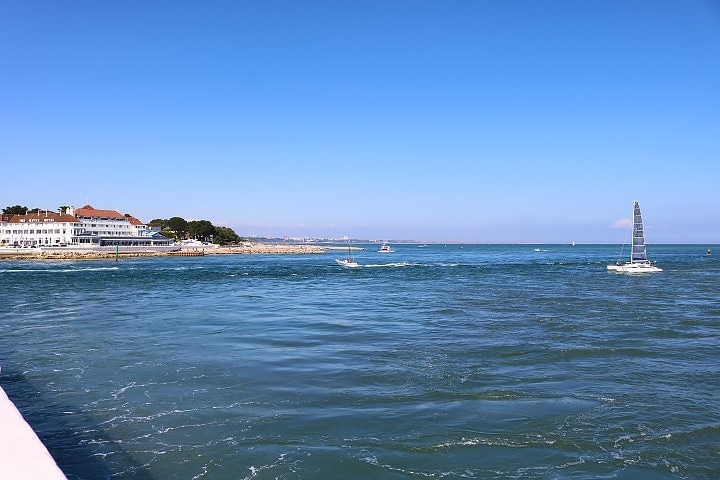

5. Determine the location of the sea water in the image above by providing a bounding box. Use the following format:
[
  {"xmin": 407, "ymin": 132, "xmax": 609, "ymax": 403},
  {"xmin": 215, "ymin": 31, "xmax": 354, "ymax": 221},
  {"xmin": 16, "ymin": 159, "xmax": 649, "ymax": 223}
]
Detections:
[{"xmin": 1, "ymin": 244, "xmax": 719, "ymax": 479}]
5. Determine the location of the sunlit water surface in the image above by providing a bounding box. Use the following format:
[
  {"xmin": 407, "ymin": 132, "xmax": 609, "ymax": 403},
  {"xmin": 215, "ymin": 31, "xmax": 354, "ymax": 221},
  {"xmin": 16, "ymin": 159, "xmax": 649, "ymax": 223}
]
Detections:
[{"xmin": 1, "ymin": 244, "xmax": 719, "ymax": 479}]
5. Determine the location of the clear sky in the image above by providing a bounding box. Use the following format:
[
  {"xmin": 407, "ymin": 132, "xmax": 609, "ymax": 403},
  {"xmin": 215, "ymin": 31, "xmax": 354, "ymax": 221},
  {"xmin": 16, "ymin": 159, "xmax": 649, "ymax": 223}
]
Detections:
[{"xmin": 2, "ymin": 1, "xmax": 718, "ymax": 243}]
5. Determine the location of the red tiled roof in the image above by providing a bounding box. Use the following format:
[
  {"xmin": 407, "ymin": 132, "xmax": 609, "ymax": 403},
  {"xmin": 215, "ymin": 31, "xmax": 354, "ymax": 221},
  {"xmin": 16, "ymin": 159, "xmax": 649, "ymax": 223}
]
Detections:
[
  {"xmin": 4, "ymin": 212, "xmax": 80, "ymax": 224},
  {"xmin": 75, "ymin": 205, "xmax": 125, "ymax": 219}
]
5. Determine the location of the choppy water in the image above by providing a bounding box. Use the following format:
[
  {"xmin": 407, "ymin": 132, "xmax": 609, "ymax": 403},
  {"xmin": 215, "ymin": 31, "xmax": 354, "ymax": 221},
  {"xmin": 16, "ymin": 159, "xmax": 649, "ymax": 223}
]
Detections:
[{"xmin": 1, "ymin": 244, "xmax": 719, "ymax": 479}]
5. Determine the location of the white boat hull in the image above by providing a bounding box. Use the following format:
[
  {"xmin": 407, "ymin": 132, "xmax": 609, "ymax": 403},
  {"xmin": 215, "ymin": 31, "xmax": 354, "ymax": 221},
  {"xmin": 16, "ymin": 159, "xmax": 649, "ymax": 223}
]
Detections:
[{"xmin": 607, "ymin": 262, "xmax": 662, "ymax": 273}]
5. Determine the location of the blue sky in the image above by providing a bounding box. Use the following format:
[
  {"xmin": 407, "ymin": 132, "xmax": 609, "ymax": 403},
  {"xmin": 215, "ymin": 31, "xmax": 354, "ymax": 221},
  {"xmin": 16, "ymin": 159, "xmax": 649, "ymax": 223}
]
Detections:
[{"xmin": 2, "ymin": 1, "xmax": 718, "ymax": 243}]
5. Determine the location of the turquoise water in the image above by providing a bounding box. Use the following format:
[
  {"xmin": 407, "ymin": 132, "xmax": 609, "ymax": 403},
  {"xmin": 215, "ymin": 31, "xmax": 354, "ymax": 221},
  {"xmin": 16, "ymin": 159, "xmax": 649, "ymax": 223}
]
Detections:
[{"xmin": 1, "ymin": 244, "xmax": 719, "ymax": 479}]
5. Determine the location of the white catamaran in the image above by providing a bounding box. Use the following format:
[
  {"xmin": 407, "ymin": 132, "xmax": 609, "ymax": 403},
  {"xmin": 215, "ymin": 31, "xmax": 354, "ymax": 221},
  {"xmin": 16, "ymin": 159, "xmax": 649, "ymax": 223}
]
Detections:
[{"xmin": 607, "ymin": 201, "xmax": 662, "ymax": 273}]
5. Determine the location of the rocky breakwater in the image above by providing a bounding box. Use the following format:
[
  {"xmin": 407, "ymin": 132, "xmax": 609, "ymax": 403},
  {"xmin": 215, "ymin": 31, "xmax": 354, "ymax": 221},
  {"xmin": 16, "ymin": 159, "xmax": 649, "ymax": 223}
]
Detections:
[
  {"xmin": 0, "ymin": 243, "xmax": 333, "ymax": 260},
  {"xmin": 214, "ymin": 243, "xmax": 328, "ymax": 255},
  {"xmin": 0, "ymin": 250, "xmax": 169, "ymax": 260}
]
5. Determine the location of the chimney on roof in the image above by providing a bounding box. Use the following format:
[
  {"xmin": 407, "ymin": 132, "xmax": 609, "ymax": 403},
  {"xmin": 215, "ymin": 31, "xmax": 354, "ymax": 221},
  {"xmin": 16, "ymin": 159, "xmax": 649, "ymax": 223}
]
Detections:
[{"xmin": 67, "ymin": 206, "xmax": 75, "ymax": 216}]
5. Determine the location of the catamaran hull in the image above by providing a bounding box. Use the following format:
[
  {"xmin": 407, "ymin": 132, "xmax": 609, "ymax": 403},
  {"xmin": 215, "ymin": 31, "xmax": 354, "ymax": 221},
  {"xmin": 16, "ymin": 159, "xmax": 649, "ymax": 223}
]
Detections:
[{"xmin": 607, "ymin": 263, "xmax": 662, "ymax": 273}]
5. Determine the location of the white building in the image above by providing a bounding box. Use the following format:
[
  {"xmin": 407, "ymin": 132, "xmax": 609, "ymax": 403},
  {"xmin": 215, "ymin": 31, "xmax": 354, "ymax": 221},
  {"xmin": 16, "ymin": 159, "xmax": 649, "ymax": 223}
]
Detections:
[
  {"xmin": 0, "ymin": 205, "xmax": 173, "ymax": 248},
  {"xmin": 72, "ymin": 205, "xmax": 149, "ymax": 237},
  {"xmin": 0, "ymin": 211, "xmax": 81, "ymax": 247}
]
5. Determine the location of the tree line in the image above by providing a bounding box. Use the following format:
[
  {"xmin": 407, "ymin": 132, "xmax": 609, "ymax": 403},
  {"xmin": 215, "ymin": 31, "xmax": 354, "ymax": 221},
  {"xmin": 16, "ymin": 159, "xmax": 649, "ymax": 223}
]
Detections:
[
  {"xmin": 148, "ymin": 217, "xmax": 244, "ymax": 245},
  {"xmin": 2, "ymin": 205, "xmax": 245, "ymax": 245},
  {"xmin": 2, "ymin": 205, "xmax": 69, "ymax": 215}
]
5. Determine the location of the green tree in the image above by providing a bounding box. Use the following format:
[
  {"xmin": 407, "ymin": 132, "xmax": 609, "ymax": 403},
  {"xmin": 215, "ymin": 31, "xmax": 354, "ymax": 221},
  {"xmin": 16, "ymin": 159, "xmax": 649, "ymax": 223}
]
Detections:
[
  {"xmin": 188, "ymin": 220, "xmax": 216, "ymax": 242},
  {"xmin": 148, "ymin": 218, "xmax": 169, "ymax": 229},
  {"xmin": 2, "ymin": 205, "xmax": 29, "ymax": 214},
  {"xmin": 213, "ymin": 226, "xmax": 244, "ymax": 245},
  {"xmin": 167, "ymin": 217, "xmax": 189, "ymax": 240}
]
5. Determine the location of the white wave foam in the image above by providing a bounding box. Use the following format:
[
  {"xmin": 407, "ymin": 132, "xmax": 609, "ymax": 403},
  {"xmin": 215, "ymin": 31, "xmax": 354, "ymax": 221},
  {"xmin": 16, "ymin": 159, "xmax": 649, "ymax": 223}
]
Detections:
[
  {"xmin": 1, "ymin": 266, "xmax": 121, "ymax": 273},
  {"xmin": 363, "ymin": 262, "xmax": 415, "ymax": 268}
]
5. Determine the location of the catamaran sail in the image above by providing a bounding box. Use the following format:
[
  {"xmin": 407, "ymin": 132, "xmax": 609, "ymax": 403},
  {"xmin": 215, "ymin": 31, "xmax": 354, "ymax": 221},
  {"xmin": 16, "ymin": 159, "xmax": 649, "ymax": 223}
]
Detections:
[
  {"xmin": 608, "ymin": 201, "xmax": 662, "ymax": 273},
  {"xmin": 630, "ymin": 201, "xmax": 648, "ymax": 263}
]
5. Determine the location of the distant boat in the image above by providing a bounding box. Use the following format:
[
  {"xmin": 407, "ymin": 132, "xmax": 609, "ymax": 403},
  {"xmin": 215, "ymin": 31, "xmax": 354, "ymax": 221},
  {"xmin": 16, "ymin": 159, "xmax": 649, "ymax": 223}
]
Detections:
[
  {"xmin": 607, "ymin": 201, "xmax": 662, "ymax": 273},
  {"xmin": 708, "ymin": 248, "xmax": 712, "ymax": 256},
  {"xmin": 572, "ymin": 241, "xmax": 576, "ymax": 247},
  {"xmin": 377, "ymin": 243, "xmax": 393, "ymax": 253}
]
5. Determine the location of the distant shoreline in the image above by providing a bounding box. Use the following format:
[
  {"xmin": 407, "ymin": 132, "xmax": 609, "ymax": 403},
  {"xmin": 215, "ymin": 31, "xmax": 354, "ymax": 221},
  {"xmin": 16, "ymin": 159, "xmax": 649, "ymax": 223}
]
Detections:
[{"xmin": 0, "ymin": 243, "xmax": 368, "ymax": 260}]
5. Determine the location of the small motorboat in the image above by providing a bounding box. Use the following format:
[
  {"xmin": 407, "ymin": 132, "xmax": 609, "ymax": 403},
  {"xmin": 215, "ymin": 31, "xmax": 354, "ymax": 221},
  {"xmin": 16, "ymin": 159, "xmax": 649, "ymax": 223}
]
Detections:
[
  {"xmin": 335, "ymin": 258, "xmax": 360, "ymax": 268},
  {"xmin": 377, "ymin": 243, "xmax": 392, "ymax": 253}
]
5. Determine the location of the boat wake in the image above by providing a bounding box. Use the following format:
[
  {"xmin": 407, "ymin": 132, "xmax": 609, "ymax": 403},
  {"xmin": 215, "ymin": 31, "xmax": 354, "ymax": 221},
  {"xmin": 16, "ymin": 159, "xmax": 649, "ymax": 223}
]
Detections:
[{"xmin": 363, "ymin": 262, "xmax": 415, "ymax": 268}]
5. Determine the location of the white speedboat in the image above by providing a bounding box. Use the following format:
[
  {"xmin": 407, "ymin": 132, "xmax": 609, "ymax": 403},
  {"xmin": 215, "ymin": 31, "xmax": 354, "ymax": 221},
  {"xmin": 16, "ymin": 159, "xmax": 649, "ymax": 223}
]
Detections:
[
  {"xmin": 377, "ymin": 243, "xmax": 392, "ymax": 253},
  {"xmin": 336, "ymin": 237, "xmax": 360, "ymax": 267},
  {"xmin": 335, "ymin": 258, "xmax": 360, "ymax": 268},
  {"xmin": 608, "ymin": 201, "xmax": 662, "ymax": 273}
]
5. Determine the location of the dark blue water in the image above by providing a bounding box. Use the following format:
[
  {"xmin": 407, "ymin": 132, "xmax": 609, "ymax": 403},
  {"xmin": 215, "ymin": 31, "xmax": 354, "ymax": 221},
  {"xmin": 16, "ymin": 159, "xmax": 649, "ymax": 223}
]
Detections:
[{"xmin": 1, "ymin": 244, "xmax": 719, "ymax": 479}]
